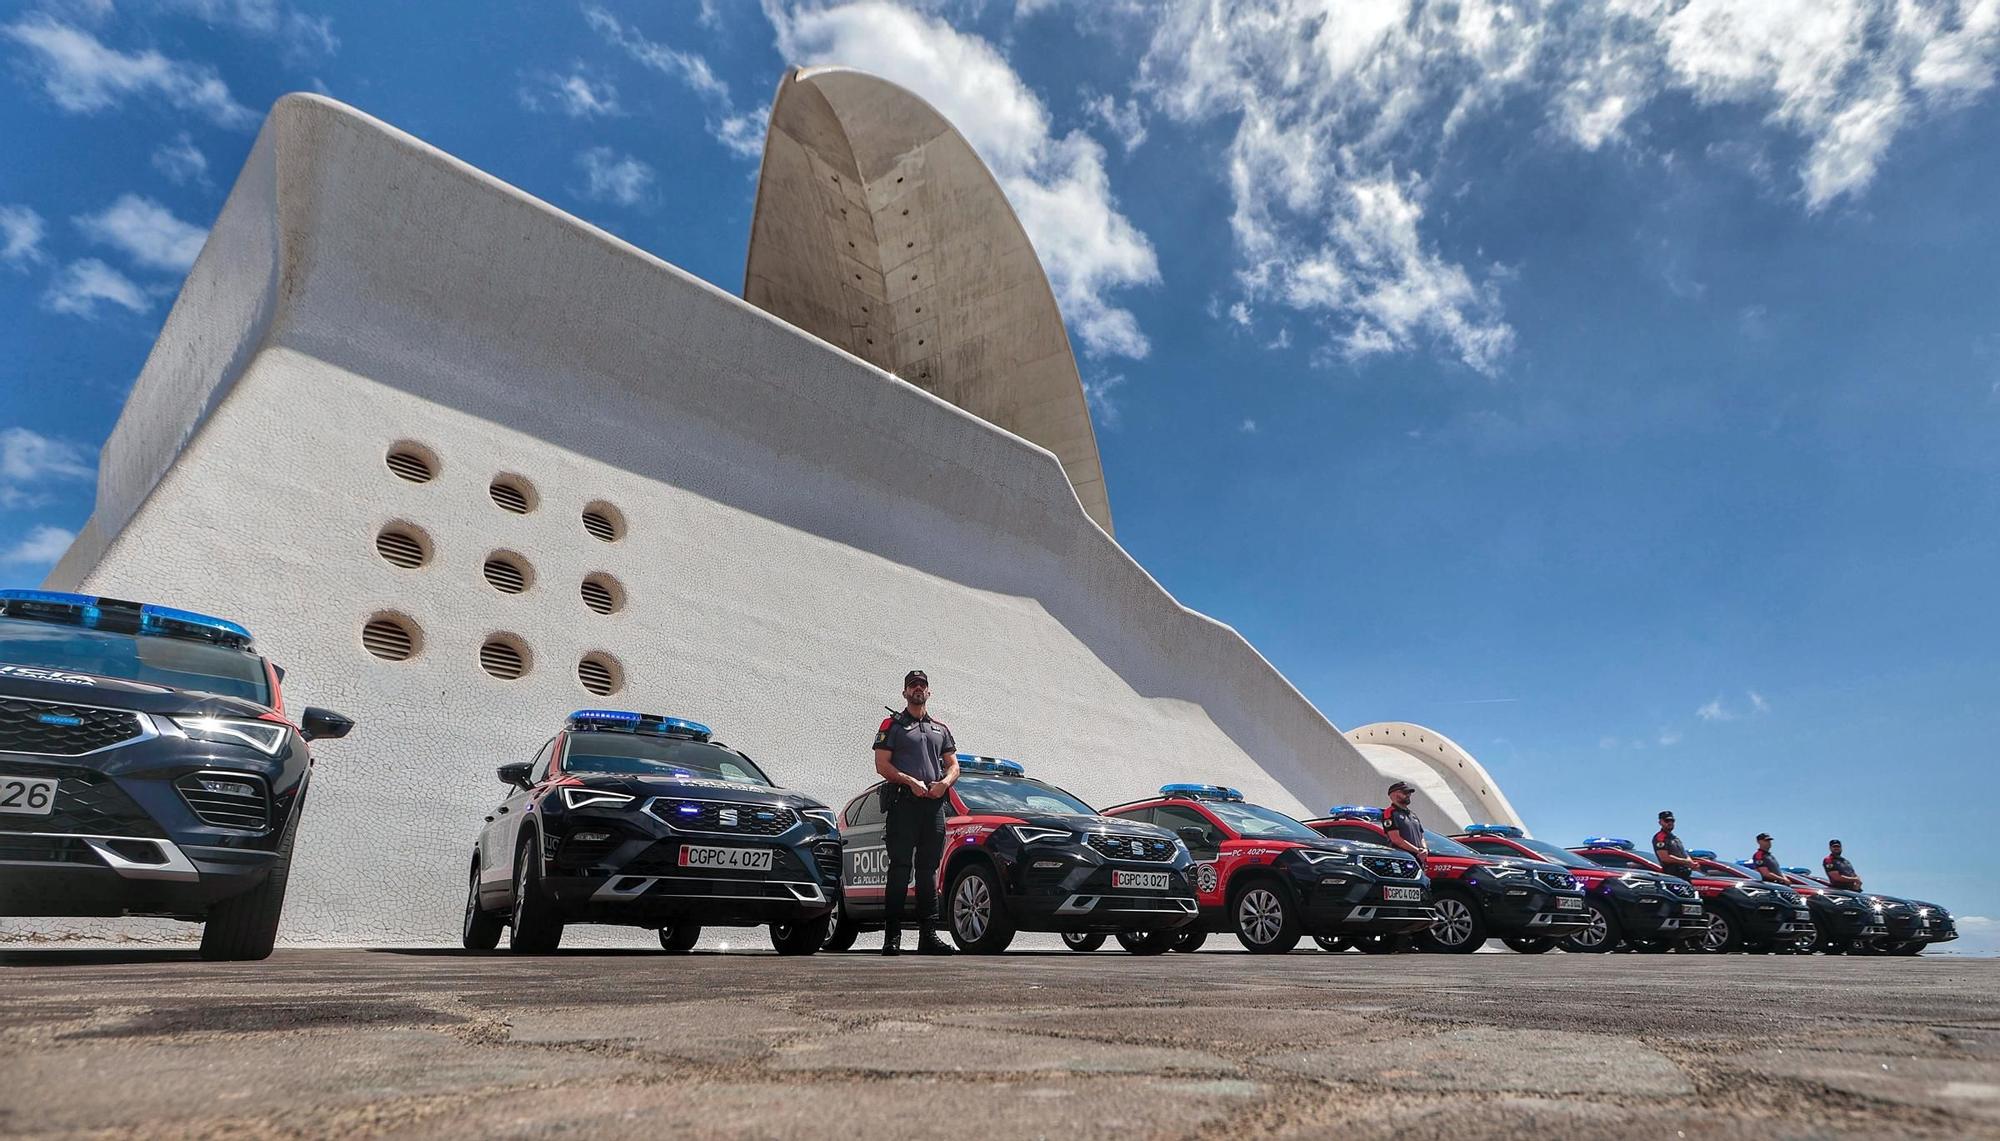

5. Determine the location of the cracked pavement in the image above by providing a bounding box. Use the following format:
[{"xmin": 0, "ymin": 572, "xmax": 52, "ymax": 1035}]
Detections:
[{"xmin": 0, "ymin": 948, "xmax": 1996, "ymax": 1139}]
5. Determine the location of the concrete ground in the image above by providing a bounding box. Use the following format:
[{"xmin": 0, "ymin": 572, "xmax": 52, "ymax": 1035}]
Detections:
[{"xmin": 1, "ymin": 946, "xmax": 1996, "ymax": 1140}]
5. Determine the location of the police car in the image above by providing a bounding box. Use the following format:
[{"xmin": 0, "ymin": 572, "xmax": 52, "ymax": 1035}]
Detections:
[
  {"xmin": 0, "ymin": 589, "xmax": 353, "ymax": 960},
  {"xmin": 1455, "ymin": 830, "xmax": 1705, "ymax": 953},
  {"xmin": 1786, "ymin": 868, "xmax": 1956, "ymax": 956},
  {"xmin": 464, "ymin": 710, "xmax": 843, "ymax": 954},
  {"xmin": 1306, "ymin": 808, "xmax": 1588, "ymax": 953},
  {"xmin": 1762, "ymin": 864, "xmax": 1888, "ymax": 954},
  {"xmin": 1101, "ymin": 784, "xmax": 1430, "ymax": 953},
  {"xmin": 827, "ymin": 756, "xmax": 1198, "ymax": 954},
  {"xmin": 1682, "ymin": 850, "xmax": 1817, "ymax": 953}
]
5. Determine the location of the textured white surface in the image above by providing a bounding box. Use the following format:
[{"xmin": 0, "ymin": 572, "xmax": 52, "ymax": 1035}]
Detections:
[{"xmin": 16, "ymin": 95, "xmax": 1518, "ymax": 946}]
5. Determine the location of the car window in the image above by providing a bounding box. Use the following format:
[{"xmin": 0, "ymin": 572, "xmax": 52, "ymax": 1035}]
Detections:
[
  {"xmin": 1424, "ymin": 830, "xmax": 1481, "ymax": 858},
  {"xmin": 1509, "ymin": 838, "xmax": 1598, "ymax": 869},
  {"xmin": 1151, "ymin": 804, "xmax": 1214, "ymax": 840},
  {"xmin": 846, "ymin": 788, "xmax": 886, "ymax": 828},
  {"xmin": 953, "ymin": 775, "xmax": 1095, "ymax": 817},
  {"xmin": 529, "ymin": 739, "xmax": 557, "ymax": 783},
  {"xmin": 1203, "ymin": 800, "xmax": 1322, "ymax": 840},
  {"xmin": 1464, "ymin": 839, "xmax": 1516, "ymax": 858},
  {"xmin": 0, "ymin": 617, "xmax": 272, "ymax": 705},
  {"xmin": 1319, "ymin": 824, "xmax": 1383, "ymax": 845},
  {"xmin": 1107, "ymin": 806, "xmax": 1155, "ymax": 826},
  {"xmin": 1586, "ymin": 850, "xmax": 1642, "ymax": 869},
  {"xmin": 560, "ymin": 734, "xmax": 775, "ymax": 786}
]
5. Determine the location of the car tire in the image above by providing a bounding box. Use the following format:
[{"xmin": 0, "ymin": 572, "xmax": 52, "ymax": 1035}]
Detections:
[
  {"xmin": 199, "ymin": 793, "xmax": 303, "ymax": 962},
  {"xmin": 821, "ymin": 903, "xmax": 859, "ymax": 952},
  {"xmin": 1115, "ymin": 930, "xmax": 1175, "ymax": 955},
  {"xmin": 1696, "ymin": 908, "xmax": 1741, "ymax": 953},
  {"xmin": 771, "ymin": 914, "xmax": 832, "ymax": 955},
  {"xmin": 1314, "ymin": 935, "xmax": 1354, "ymax": 953},
  {"xmin": 462, "ymin": 858, "xmax": 504, "ymax": 951},
  {"xmin": 1417, "ymin": 890, "xmax": 1486, "ymax": 954},
  {"xmin": 1172, "ymin": 929, "xmax": 1208, "ymax": 953},
  {"xmin": 658, "ymin": 923, "xmax": 701, "ymax": 952},
  {"xmin": 1061, "ymin": 931, "xmax": 1107, "ymax": 952},
  {"xmin": 508, "ymin": 836, "xmax": 564, "ymax": 953},
  {"xmin": 1624, "ymin": 936, "xmax": 1671, "ymax": 953},
  {"xmin": 1502, "ymin": 936, "xmax": 1554, "ymax": 954},
  {"xmin": 1356, "ymin": 933, "xmax": 1412, "ymax": 954},
  {"xmin": 947, "ymin": 863, "xmax": 1016, "ymax": 954},
  {"xmin": 1560, "ymin": 898, "xmax": 1621, "ymax": 954},
  {"xmin": 1231, "ymin": 880, "xmax": 1302, "ymax": 953}
]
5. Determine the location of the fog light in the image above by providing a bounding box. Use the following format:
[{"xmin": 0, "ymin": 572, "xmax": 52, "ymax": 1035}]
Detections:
[
  {"xmin": 572, "ymin": 831, "xmax": 612, "ymax": 843},
  {"xmin": 1033, "ymin": 860, "xmax": 1064, "ymax": 869},
  {"xmin": 196, "ymin": 778, "xmax": 256, "ymax": 798}
]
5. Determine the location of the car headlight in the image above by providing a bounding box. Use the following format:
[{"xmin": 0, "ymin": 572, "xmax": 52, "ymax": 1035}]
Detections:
[
  {"xmin": 802, "ymin": 807, "xmax": 840, "ymax": 830},
  {"xmin": 1616, "ymin": 874, "xmax": 1655, "ymax": 890},
  {"xmin": 1735, "ymin": 885, "xmax": 1772, "ymax": 899},
  {"xmin": 1011, "ymin": 825, "xmax": 1074, "ymax": 845},
  {"xmin": 1917, "ymin": 906, "xmax": 1933, "ymax": 917},
  {"xmin": 1299, "ymin": 849, "xmax": 1355, "ymax": 865},
  {"xmin": 561, "ymin": 787, "xmax": 634, "ymax": 810},
  {"xmin": 1485, "ymin": 865, "xmax": 1528, "ymax": 879},
  {"xmin": 164, "ymin": 715, "xmax": 288, "ymax": 756}
]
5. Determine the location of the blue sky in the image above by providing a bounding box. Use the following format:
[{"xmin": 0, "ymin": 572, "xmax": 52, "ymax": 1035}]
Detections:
[{"xmin": 1, "ymin": 1, "xmax": 1996, "ymax": 947}]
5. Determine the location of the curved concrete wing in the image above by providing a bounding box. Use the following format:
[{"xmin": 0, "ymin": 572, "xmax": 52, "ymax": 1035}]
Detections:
[
  {"xmin": 744, "ymin": 66, "xmax": 1114, "ymax": 534},
  {"xmin": 1345, "ymin": 722, "xmax": 1525, "ymax": 831}
]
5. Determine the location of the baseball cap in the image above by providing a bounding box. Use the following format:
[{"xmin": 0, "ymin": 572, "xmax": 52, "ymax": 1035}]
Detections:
[
  {"xmin": 1386, "ymin": 780, "xmax": 1415, "ymax": 795},
  {"xmin": 1756, "ymin": 832, "xmax": 1772, "ymax": 841},
  {"xmin": 1658, "ymin": 810, "xmax": 1675, "ymax": 820},
  {"xmin": 903, "ymin": 669, "xmax": 929, "ymax": 685}
]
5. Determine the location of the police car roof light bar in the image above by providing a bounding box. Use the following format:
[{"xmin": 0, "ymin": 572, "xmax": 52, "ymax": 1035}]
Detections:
[
  {"xmin": 1689, "ymin": 849, "xmax": 1717, "ymax": 860},
  {"xmin": 566, "ymin": 709, "xmax": 714, "ymax": 740},
  {"xmin": 1783, "ymin": 866, "xmax": 1814, "ymax": 876},
  {"xmin": 1462, "ymin": 823, "xmax": 1523, "ymax": 837},
  {"xmin": 1579, "ymin": 836, "xmax": 1634, "ymax": 850},
  {"xmin": 1159, "ymin": 783, "xmax": 1243, "ymax": 801},
  {"xmin": 1324, "ymin": 805, "xmax": 1384, "ymax": 819},
  {"xmin": 0, "ymin": 589, "xmax": 254, "ymax": 648},
  {"xmin": 955, "ymin": 755, "xmax": 1025, "ymax": 776}
]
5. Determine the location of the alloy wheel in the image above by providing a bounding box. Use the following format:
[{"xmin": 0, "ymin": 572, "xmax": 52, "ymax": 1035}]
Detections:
[
  {"xmin": 1702, "ymin": 913, "xmax": 1730, "ymax": 952},
  {"xmin": 1433, "ymin": 897, "xmax": 1476, "ymax": 947},
  {"xmin": 1573, "ymin": 908, "xmax": 1609, "ymax": 948},
  {"xmin": 953, "ymin": 874, "xmax": 991, "ymax": 941},
  {"xmin": 1238, "ymin": 888, "xmax": 1284, "ymax": 945}
]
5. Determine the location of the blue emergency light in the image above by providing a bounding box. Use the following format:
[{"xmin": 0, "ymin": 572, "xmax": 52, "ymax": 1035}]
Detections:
[
  {"xmin": 1735, "ymin": 860, "xmax": 1757, "ymax": 869},
  {"xmin": 566, "ymin": 710, "xmax": 713, "ymax": 740},
  {"xmin": 1580, "ymin": 836, "xmax": 1634, "ymax": 850},
  {"xmin": 955, "ymin": 755, "xmax": 1024, "ymax": 776},
  {"xmin": 1689, "ymin": 849, "xmax": 1717, "ymax": 860},
  {"xmin": 1324, "ymin": 805, "xmax": 1383, "ymax": 820},
  {"xmin": 0, "ymin": 589, "xmax": 254, "ymax": 648},
  {"xmin": 1463, "ymin": 823, "xmax": 1523, "ymax": 837},
  {"xmin": 1783, "ymin": 866, "xmax": 1814, "ymax": 876},
  {"xmin": 1160, "ymin": 783, "xmax": 1242, "ymax": 801}
]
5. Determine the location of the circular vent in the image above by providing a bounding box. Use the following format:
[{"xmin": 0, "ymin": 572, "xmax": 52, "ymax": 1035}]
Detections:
[
  {"xmin": 362, "ymin": 615, "xmax": 419, "ymax": 662},
  {"xmin": 580, "ymin": 574, "xmax": 621, "ymax": 614},
  {"xmin": 581, "ymin": 501, "xmax": 623, "ymax": 543},
  {"xmin": 483, "ymin": 553, "xmax": 530, "ymax": 594},
  {"xmin": 490, "ymin": 478, "xmax": 533, "ymax": 514},
  {"xmin": 375, "ymin": 528, "xmax": 427, "ymax": 569},
  {"xmin": 577, "ymin": 653, "xmax": 622, "ymax": 696},
  {"xmin": 386, "ymin": 446, "xmax": 435, "ymax": 483},
  {"xmin": 479, "ymin": 637, "xmax": 528, "ymax": 680}
]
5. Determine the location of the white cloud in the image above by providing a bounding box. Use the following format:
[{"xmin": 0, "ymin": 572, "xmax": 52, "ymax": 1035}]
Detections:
[
  {"xmin": 575, "ymin": 147, "xmax": 654, "ymax": 206},
  {"xmin": 1, "ymin": 525, "xmax": 75, "ymax": 566},
  {"xmin": 0, "ymin": 428, "xmax": 94, "ymax": 485},
  {"xmin": 520, "ymin": 70, "xmax": 621, "ymax": 118},
  {"xmin": 1696, "ymin": 697, "xmax": 1734, "ymax": 722},
  {"xmin": 75, "ymin": 195, "xmax": 208, "ymax": 272},
  {"xmin": 0, "ymin": 205, "xmax": 46, "ymax": 269},
  {"xmin": 768, "ymin": 1, "xmax": 1160, "ymax": 360},
  {"xmin": 150, "ymin": 132, "xmax": 209, "ymax": 185},
  {"xmin": 154, "ymin": 0, "xmax": 339, "ymax": 60},
  {"xmin": 1239, "ymin": 418, "xmax": 1257, "ymax": 433},
  {"xmin": 42, "ymin": 258, "xmax": 149, "ymax": 318},
  {"xmin": 1749, "ymin": 689, "xmax": 1771, "ymax": 713},
  {"xmin": 714, "ymin": 106, "xmax": 770, "ymax": 160},
  {"xmin": 1083, "ymin": 90, "xmax": 1148, "ymax": 152},
  {"xmin": 1, "ymin": 15, "xmax": 256, "ymax": 127},
  {"xmin": 1227, "ymin": 300, "xmax": 1251, "ymax": 327},
  {"xmin": 1658, "ymin": 727, "xmax": 1683, "ymax": 746},
  {"xmin": 586, "ymin": 6, "xmax": 731, "ymax": 102},
  {"xmin": 1082, "ymin": 371, "xmax": 1126, "ymax": 428}
]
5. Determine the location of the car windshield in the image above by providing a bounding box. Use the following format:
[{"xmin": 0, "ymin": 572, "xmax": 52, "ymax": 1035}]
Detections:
[
  {"xmin": 954, "ymin": 774, "xmax": 1096, "ymax": 817},
  {"xmin": 1511, "ymin": 838, "xmax": 1599, "ymax": 869},
  {"xmin": 1424, "ymin": 830, "xmax": 1481, "ymax": 858},
  {"xmin": 562, "ymin": 733, "xmax": 773, "ymax": 786},
  {"xmin": 0, "ymin": 617, "xmax": 270, "ymax": 705},
  {"xmin": 1699, "ymin": 860, "xmax": 1754, "ymax": 880},
  {"xmin": 1204, "ymin": 800, "xmax": 1322, "ymax": 840}
]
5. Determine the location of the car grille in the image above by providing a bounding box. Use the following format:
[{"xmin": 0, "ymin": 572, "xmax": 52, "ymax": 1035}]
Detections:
[
  {"xmin": 174, "ymin": 773, "xmax": 270, "ymax": 831},
  {"xmin": 0, "ymin": 763, "xmax": 164, "ymax": 838},
  {"xmin": 1362, "ymin": 855, "xmax": 1420, "ymax": 879},
  {"xmin": 0, "ymin": 698, "xmax": 146, "ymax": 757},
  {"xmin": 1662, "ymin": 878, "xmax": 1698, "ymax": 899},
  {"xmin": 1774, "ymin": 889, "xmax": 1804, "ymax": 909},
  {"xmin": 1084, "ymin": 833, "xmax": 1175, "ymax": 861},
  {"xmin": 648, "ymin": 798, "xmax": 797, "ymax": 836},
  {"xmin": 0, "ymin": 833, "xmax": 100, "ymax": 865},
  {"xmin": 1536, "ymin": 869, "xmax": 1578, "ymax": 892}
]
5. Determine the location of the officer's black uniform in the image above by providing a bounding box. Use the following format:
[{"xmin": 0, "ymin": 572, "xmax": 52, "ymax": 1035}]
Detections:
[
  {"xmin": 1654, "ymin": 827, "xmax": 1692, "ymax": 879},
  {"xmin": 1385, "ymin": 802, "xmax": 1424, "ymax": 851},
  {"xmin": 1748, "ymin": 846, "xmax": 1781, "ymax": 880},
  {"xmin": 873, "ymin": 705, "xmax": 955, "ymax": 946},
  {"xmin": 1823, "ymin": 851, "xmax": 1861, "ymax": 888}
]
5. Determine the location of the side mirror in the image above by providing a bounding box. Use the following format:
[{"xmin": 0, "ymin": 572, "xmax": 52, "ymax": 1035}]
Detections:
[
  {"xmin": 497, "ymin": 762, "xmax": 533, "ymax": 789},
  {"xmin": 1177, "ymin": 826, "xmax": 1217, "ymax": 853},
  {"xmin": 299, "ymin": 707, "xmax": 354, "ymax": 741}
]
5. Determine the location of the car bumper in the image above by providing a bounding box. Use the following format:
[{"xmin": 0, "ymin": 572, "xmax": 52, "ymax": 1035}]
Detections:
[
  {"xmin": 0, "ymin": 833, "xmax": 279, "ymax": 918},
  {"xmin": 1733, "ymin": 903, "xmax": 1818, "ymax": 942},
  {"xmin": 1608, "ymin": 894, "xmax": 1709, "ymax": 939},
  {"xmin": 1294, "ymin": 877, "xmax": 1436, "ymax": 935},
  {"xmin": 1479, "ymin": 887, "xmax": 1592, "ymax": 936},
  {"xmin": 538, "ymin": 817, "xmax": 842, "ymax": 928}
]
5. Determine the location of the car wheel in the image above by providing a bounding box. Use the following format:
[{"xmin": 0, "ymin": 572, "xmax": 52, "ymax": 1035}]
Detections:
[
  {"xmin": 1696, "ymin": 909, "xmax": 1741, "ymax": 953},
  {"xmin": 1502, "ymin": 936, "xmax": 1554, "ymax": 954},
  {"xmin": 1061, "ymin": 931, "xmax": 1107, "ymax": 952},
  {"xmin": 821, "ymin": 903, "xmax": 859, "ymax": 952},
  {"xmin": 1232, "ymin": 881, "xmax": 1302, "ymax": 953},
  {"xmin": 1115, "ymin": 930, "xmax": 1175, "ymax": 955},
  {"xmin": 1172, "ymin": 929, "xmax": 1208, "ymax": 953},
  {"xmin": 508, "ymin": 837, "xmax": 564, "ymax": 953},
  {"xmin": 771, "ymin": 914, "xmax": 832, "ymax": 955},
  {"xmin": 1560, "ymin": 899, "xmax": 1620, "ymax": 954},
  {"xmin": 461, "ymin": 858, "xmax": 504, "ymax": 951},
  {"xmin": 1417, "ymin": 891, "xmax": 1486, "ymax": 953},
  {"xmin": 947, "ymin": 863, "xmax": 1016, "ymax": 953},
  {"xmin": 199, "ymin": 792, "xmax": 304, "ymax": 962},
  {"xmin": 658, "ymin": 923, "xmax": 701, "ymax": 952},
  {"xmin": 1356, "ymin": 933, "xmax": 1412, "ymax": 954},
  {"xmin": 1314, "ymin": 935, "xmax": 1354, "ymax": 953}
]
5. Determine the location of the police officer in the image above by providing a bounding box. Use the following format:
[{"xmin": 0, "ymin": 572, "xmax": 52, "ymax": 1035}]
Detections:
[
  {"xmin": 1381, "ymin": 780, "xmax": 1428, "ymax": 858},
  {"xmin": 1748, "ymin": 832, "xmax": 1784, "ymax": 882},
  {"xmin": 871, "ymin": 669, "xmax": 959, "ymax": 956},
  {"xmin": 1653, "ymin": 810, "xmax": 1696, "ymax": 879},
  {"xmin": 1823, "ymin": 839, "xmax": 1863, "ymax": 890}
]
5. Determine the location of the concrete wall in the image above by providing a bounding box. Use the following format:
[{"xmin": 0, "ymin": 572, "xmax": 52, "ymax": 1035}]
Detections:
[
  {"xmin": 18, "ymin": 95, "xmax": 1516, "ymax": 946},
  {"xmin": 1344, "ymin": 723, "xmax": 1523, "ymax": 830}
]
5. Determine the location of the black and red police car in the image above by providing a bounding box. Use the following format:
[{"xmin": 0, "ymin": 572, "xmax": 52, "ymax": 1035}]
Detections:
[
  {"xmin": 465, "ymin": 709, "xmax": 843, "ymax": 955},
  {"xmin": 1755, "ymin": 863, "xmax": 1888, "ymax": 953},
  {"xmin": 0, "ymin": 589, "xmax": 353, "ymax": 960},
  {"xmin": 826, "ymin": 756, "xmax": 1198, "ymax": 954},
  {"xmin": 1679, "ymin": 849, "xmax": 1817, "ymax": 952},
  {"xmin": 1100, "ymin": 784, "xmax": 1430, "ymax": 953},
  {"xmin": 1453, "ymin": 827, "xmax": 1705, "ymax": 952},
  {"xmin": 1786, "ymin": 867, "xmax": 1955, "ymax": 956},
  {"xmin": 1305, "ymin": 807, "xmax": 1587, "ymax": 953}
]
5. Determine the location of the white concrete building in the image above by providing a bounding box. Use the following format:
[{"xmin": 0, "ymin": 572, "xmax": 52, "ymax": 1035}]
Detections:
[{"xmin": 21, "ymin": 84, "xmax": 1518, "ymax": 946}]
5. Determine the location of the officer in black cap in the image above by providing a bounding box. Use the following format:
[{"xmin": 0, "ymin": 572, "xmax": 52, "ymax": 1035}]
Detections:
[
  {"xmin": 1748, "ymin": 832, "xmax": 1784, "ymax": 882},
  {"xmin": 1823, "ymin": 839, "xmax": 1863, "ymax": 890},
  {"xmin": 871, "ymin": 669, "xmax": 959, "ymax": 956},
  {"xmin": 1381, "ymin": 780, "xmax": 1428, "ymax": 858},
  {"xmin": 1653, "ymin": 810, "xmax": 1696, "ymax": 879}
]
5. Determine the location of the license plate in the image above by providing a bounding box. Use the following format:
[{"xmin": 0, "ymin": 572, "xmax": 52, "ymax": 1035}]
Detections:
[
  {"xmin": 678, "ymin": 845, "xmax": 773, "ymax": 871},
  {"xmin": 1681, "ymin": 904, "xmax": 1704, "ymax": 916},
  {"xmin": 1794, "ymin": 911, "xmax": 1811, "ymax": 921},
  {"xmin": 0, "ymin": 775, "xmax": 57, "ymax": 816},
  {"xmin": 1113, "ymin": 870, "xmax": 1168, "ymax": 891},
  {"xmin": 1383, "ymin": 885, "xmax": 1422, "ymax": 902},
  {"xmin": 1556, "ymin": 897, "xmax": 1583, "ymax": 910}
]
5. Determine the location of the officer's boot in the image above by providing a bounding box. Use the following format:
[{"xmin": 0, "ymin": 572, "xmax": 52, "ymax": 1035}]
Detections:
[
  {"xmin": 880, "ymin": 924, "xmax": 901, "ymax": 957},
  {"xmin": 915, "ymin": 920, "xmax": 954, "ymax": 955}
]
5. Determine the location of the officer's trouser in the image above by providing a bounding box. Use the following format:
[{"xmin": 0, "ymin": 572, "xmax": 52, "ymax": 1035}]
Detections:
[{"xmin": 883, "ymin": 791, "xmax": 946, "ymax": 931}]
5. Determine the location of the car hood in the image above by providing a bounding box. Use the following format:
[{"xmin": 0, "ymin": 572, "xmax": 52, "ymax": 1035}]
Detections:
[
  {"xmin": 576, "ymin": 773, "xmax": 827, "ymax": 812},
  {"xmin": 0, "ymin": 664, "xmax": 273, "ymax": 718},
  {"xmin": 1011, "ymin": 813, "xmax": 1174, "ymax": 839}
]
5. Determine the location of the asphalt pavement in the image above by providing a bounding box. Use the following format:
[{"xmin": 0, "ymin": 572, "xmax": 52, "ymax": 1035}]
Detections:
[{"xmin": 1, "ymin": 946, "xmax": 1996, "ymax": 1139}]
